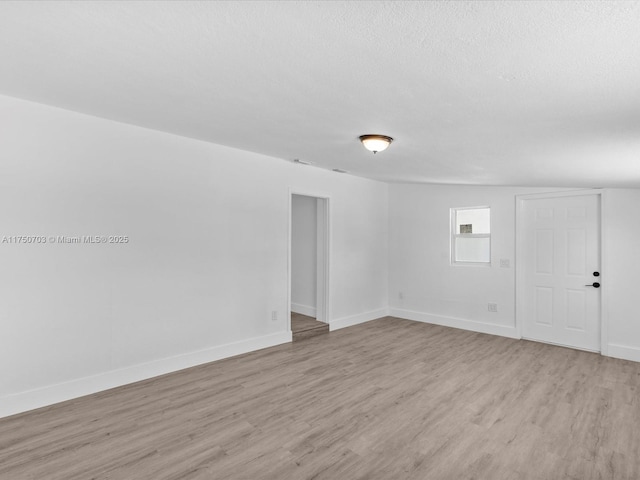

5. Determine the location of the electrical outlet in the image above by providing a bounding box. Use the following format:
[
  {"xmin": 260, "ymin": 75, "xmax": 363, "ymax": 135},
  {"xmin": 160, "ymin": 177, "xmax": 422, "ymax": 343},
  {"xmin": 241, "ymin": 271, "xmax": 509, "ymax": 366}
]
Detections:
[
  {"xmin": 271, "ymin": 310, "xmax": 278, "ymax": 322},
  {"xmin": 398, "ymin": 291, "xmax": 404, "ymax": 300},
  {"xmin": 488, "ymin": 303, "xmax": 498, "ymax": 313},
  {"xmin": 500, "ymin": 259, "xmax": 510, "ymax": 268}
]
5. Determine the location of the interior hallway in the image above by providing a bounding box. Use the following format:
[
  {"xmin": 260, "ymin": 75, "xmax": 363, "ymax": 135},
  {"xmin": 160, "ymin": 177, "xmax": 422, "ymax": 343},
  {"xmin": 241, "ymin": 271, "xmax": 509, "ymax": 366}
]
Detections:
[{"xmin": 291, "ymin": 312, "xmax": 329, "ymax": 341}]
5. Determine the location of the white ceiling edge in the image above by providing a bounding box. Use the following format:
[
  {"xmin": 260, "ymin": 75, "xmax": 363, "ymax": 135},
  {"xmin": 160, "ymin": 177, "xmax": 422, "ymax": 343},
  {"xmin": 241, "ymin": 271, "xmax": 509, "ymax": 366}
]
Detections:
[{"xmin": 0, "ymin": 1, "xmax": 638, "ymax": 188}]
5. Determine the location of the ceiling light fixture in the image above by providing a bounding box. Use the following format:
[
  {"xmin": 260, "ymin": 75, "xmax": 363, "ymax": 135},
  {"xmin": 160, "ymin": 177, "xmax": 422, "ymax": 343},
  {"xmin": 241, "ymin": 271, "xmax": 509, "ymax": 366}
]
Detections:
[{"xmin": 359, "ymin": 134, "xmax": 393, "ymax": 154}]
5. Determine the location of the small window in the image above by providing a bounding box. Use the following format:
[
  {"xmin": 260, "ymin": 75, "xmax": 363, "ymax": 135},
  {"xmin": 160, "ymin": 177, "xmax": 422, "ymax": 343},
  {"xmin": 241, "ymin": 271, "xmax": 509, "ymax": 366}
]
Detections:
[{"xmin": 451, "ymin": 207, "xmax": 491, "ymax": 265}]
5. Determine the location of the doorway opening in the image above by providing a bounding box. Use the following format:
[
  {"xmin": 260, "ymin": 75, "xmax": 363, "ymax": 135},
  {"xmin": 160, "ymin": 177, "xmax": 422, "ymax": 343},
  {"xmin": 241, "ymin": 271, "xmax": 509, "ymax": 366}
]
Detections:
[
  {"xmin": 289, "ymin": 192, "xmax": 330, "ymax": 341},
  {"xmin": 516, "ymin": 190, "xmax": 603, "ymax": 352}
]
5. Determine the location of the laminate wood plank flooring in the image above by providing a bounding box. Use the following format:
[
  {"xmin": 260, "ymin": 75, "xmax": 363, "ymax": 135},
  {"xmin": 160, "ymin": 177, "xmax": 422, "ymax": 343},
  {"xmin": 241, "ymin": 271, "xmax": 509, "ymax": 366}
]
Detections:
[
  {"xmin": 291, "ymin": 312, "xmax": 329, "ymax": 341},
  {"xmin": 2, "ymin": 317, "xmax": 640, "ymax": 479}
]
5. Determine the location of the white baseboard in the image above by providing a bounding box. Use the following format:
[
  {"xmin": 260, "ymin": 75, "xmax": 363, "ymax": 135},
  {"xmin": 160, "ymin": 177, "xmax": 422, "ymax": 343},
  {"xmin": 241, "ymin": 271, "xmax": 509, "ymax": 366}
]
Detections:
[
  {"xmin": 607, "ymin": 343, "xmax": 640, "ymax": 363},
  {"xmin": 0, "ymin": 330, "xmax": 292, "ymax": 420},
  {"xmin": 330, "ymin": 307, "xmax": 388, "ymax": 331},
  {"xmin": 291, "ymin": 302, "xmax": 316, "ymax": 318},
  {"xmin": 389, "ymin": 308, "xmax": 519, "ymax": 339}
]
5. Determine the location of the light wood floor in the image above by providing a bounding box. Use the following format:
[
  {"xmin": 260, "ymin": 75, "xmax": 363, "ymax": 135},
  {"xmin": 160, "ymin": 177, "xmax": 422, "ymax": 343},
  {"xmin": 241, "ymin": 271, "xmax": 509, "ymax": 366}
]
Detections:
[
  {"xmin": 2, "ymin": 317, "xmax": 640, "ymax": 479},
  {"xmin": 291, "ymin": 312, "xmax": 329, "ymax": 341}
]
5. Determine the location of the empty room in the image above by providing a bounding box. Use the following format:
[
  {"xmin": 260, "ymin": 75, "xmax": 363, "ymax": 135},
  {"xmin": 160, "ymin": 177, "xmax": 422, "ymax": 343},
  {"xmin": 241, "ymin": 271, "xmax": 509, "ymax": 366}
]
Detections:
[{"xmin": 2, "ymin": 1, "xmax": 640, "ymax": 479}]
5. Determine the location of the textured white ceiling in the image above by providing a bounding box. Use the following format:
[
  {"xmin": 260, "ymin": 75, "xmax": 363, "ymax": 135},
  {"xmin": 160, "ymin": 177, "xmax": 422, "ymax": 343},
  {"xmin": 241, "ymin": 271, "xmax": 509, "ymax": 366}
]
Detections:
[{"xmin": 1, "ymin": 1, "xmax": 639, "ymax": 186}]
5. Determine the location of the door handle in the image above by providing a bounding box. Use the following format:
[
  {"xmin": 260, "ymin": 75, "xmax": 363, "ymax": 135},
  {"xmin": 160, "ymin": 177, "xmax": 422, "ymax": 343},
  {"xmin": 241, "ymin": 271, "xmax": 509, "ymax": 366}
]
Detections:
[{"xmin": 585, "ymin": 282, "xmax": 600, "ymax": 288}]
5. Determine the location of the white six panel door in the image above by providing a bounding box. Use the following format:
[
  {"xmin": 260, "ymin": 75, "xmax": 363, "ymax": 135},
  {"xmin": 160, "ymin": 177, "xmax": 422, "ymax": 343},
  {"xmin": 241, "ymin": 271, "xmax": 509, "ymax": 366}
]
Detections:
[{"xmin": 521, "ymin": 194, "xmax": 601, "ymax": 351}]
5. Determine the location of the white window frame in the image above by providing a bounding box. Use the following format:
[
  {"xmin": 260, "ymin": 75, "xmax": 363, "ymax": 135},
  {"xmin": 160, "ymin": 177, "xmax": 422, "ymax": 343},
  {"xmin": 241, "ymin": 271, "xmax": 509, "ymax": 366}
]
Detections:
[{"xmin": 450, "ymin": 206, "xmax": 491, "ymax": 266}]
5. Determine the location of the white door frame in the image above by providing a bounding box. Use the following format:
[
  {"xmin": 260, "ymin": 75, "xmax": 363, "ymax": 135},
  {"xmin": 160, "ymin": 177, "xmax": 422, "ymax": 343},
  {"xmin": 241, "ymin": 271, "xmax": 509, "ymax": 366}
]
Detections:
[
  {"xmin": 288, "ymin": 188, "xmax": 331, "ymax": 332},
  {"xmin": 515, "ymin": 189, "xmax": 607, "ymax": 355}
]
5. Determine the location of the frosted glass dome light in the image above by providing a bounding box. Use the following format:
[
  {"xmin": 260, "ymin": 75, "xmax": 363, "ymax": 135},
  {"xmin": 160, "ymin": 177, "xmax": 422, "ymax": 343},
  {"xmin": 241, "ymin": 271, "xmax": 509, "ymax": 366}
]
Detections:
[{"xmin": 359, "ymin": 134, "xmax": 393, "ymax": 154}]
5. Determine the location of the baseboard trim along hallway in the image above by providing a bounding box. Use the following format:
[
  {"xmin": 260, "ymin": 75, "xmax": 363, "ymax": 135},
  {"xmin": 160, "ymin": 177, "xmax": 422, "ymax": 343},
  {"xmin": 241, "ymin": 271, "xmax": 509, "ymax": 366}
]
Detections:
[
  {"xmin": 389, "ymin": 307, "xmax": 519, "ymax": 339},
  {"xmin": 0, "ymin": 331, "xmax": 291, "ymax": 419},
  {"xmin": 329, "ymin": 308, "xmax": 389, "ymax": 331}
]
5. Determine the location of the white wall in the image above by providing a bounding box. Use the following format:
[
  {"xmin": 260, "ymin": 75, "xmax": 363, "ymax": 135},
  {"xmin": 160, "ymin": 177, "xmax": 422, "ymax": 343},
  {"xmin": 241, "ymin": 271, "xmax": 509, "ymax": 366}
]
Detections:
[
  {"xmin": 0, "ymin": 94, "xmax": 389, "ymax": 417},
  {"xmin": 388, "ymin": 184, "xmax": 547, "ymax": 338},
  {"xmin": 291, "ymin": 195, "xmax": 317, "ymax": 317},
  {"xmin": 603, "ymin": 189, "xmax": 640, "ymax": 361},
  {"xmin": 389, "ymin": 184, "xmax": 640, "ymax": 362}
]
